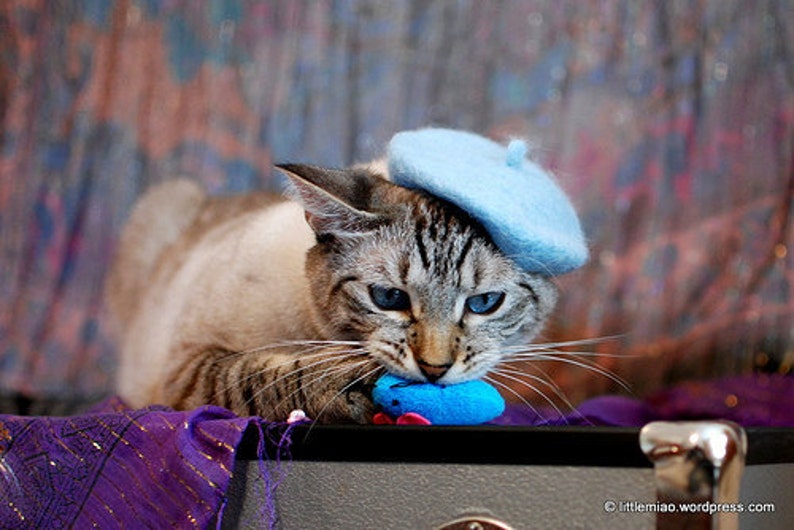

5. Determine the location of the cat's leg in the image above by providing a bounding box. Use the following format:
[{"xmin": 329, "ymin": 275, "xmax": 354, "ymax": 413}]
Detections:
[{"xmin": 162, "ymin": 344, "xmax": 381, "ymax": 423}]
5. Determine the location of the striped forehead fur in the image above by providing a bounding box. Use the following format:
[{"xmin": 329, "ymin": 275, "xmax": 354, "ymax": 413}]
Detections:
[{"xmin": 410, "ymin": 197, "xmax": 490, "ymax": 276}]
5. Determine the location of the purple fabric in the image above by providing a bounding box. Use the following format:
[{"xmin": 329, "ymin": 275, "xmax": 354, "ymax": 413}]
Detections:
[
  {"xmin": 1, "ymin": 374, "xmax": 792, "ymax": 529},
  {"xmin": 647, "ymin": 373, "xmax": 794, "ymax": 427},
  {"xmin": 0, "ymin": 398, "xmax": 258, "ymax": 529},
  {"xmin": 493, "ymin": 394, "xmax": 658, "ymax": 427}
]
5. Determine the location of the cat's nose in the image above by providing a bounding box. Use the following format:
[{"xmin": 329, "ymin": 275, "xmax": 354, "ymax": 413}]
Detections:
[{"xmin": 417, "ymin": 360, "xmax": 452, "ymax": 383}]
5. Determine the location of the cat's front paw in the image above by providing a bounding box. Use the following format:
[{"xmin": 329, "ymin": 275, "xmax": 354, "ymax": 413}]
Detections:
[
  {"xmin": 343, "ymin": 382, "xmax": 377, "ymax": 424},
  {"xmin": 311, "ymin": 378, "xmax": 376, "ymax": 424}
]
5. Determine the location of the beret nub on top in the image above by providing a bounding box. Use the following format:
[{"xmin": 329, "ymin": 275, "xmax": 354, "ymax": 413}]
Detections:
[{"xmin": 387, "ymin": 128, "xmax": 588, "ymax": 276}]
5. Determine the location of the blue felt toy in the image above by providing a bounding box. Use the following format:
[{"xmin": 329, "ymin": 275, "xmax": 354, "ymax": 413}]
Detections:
[
  {"xmin": 388, "ymin": 128, "xmax": 587, "ymax": 275},
  {"xmin": 372, "ymin": 373, "xmax": 505, "ymax": 425}
]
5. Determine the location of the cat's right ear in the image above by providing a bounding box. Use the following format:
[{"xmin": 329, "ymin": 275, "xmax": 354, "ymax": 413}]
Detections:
[{"xmin": 276, "ymin": 164, "xmax": 385, "ymax": 238}]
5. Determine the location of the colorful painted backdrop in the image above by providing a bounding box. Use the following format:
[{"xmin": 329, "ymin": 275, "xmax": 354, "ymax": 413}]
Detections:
[{"xmin": 1, "ymin": 0, "xmax": 792, "ymax": 408}]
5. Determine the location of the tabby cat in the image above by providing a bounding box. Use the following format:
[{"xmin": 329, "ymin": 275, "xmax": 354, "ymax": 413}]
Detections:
[{"xmin": 105, "ymin": 164, "xmax": 558, "ymax": 423}]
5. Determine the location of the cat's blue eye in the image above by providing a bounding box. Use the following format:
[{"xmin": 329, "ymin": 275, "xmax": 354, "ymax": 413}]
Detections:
[
  {"xmin": 465, "ymin": 292, "xmax": 505, "ymax": 315},
  {"xmin": 370, "ymin": 285, "xmax": 411, "ymax": 311}
]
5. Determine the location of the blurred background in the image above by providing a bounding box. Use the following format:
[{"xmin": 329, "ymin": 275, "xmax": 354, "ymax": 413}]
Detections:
[{"xmin": 0, "ymin": 0, "xmax": 792, "ymax": 413}]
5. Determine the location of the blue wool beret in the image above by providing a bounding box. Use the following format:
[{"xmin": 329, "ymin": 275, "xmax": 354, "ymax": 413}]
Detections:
[
  {"xmin": 388, "ymin": 128, "xmax": 588, "ymax": 275},
  {"xmin": 372, "ymin": 373, "xmax": 505, "ymax": 425}
]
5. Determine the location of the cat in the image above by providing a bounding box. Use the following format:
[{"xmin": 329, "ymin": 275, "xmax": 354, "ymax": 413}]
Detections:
[{"xmin": 104, "ymin": 163, "xmax": 559, "ymax": 423}]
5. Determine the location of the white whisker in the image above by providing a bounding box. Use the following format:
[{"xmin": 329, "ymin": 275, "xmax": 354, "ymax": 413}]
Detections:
[
  {"xmin": 309, "ymin": 364, "xmax": 385, "ymax": 427},
  {"xmin": 506, "ymin": 350, "xmax": 631, "ymax": 361},
  {"xmin": 214, "ymin": 339, "xmax": 366, "ymax": 363},
  {"xmin": 221, "ymin": 347, "xmax": 365, "ymax": 384},
  {"xmin": 218, "ymin": 348, "xmax": 368, "ymax": 402},
  {"xmin": 499, "ymin": 334, "xmax": 633, "ymax": 396},
  {"xmin": 502, "ymin": 335, "xmax": 626, "ymax": 353},
  {"xmin": 267, "ymin": 358, "xmax": 374, "ymax": 415},
  {"xmin": 240, "ymin": 358, "xmax": 356, "ymax": 413},
  {"xmin": 489, "ymin": 367, "xmax": 572, "ymax": 421},
  {"xmin": 497, "ymin": 365, "xmax": 567, "ymax": 399},
  {"xmin": 482, "ymin": 375, "xmax": 544, "ymax": 419},
  {"xmin": 513, "ymin": 353, "xmax": 632, "ymax": 393}
]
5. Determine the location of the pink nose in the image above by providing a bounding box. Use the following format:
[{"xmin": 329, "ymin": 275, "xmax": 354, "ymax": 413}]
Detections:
[{"xmin": 417, "ymin": 360, "xmax": 451, "ymax": 382}]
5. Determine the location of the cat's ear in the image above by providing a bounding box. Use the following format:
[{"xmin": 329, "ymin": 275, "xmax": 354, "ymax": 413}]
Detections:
[{"xmin": 276, "ymin": 164, "xmax": 385, "ymax": 237}]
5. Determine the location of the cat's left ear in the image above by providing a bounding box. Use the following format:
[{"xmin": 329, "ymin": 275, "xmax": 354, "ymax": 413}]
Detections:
[{"xmin": 276, "ymin": 164, "xmax": 386, "ymax": 237}]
